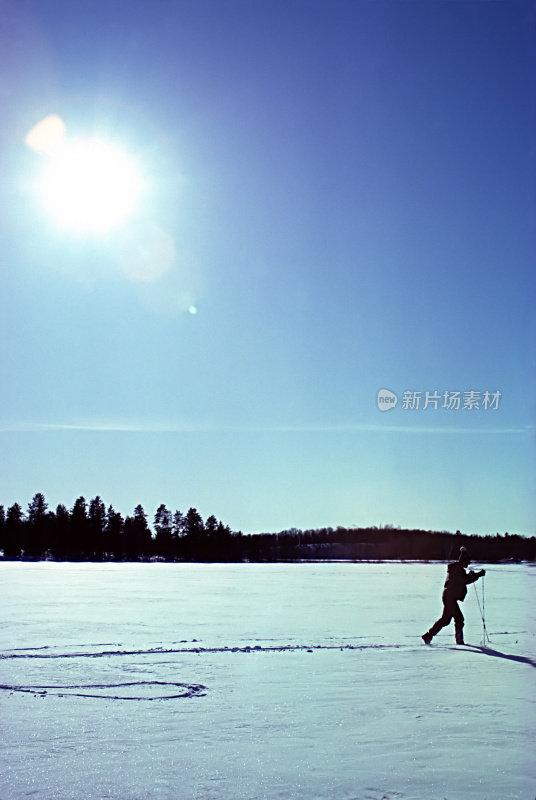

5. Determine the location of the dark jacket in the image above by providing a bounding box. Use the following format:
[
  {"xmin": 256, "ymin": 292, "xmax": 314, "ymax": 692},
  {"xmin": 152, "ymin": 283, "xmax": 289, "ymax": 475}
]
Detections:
[{"xmin": 443, "ymin": 562, "xmax": 481, "ymax": 602}]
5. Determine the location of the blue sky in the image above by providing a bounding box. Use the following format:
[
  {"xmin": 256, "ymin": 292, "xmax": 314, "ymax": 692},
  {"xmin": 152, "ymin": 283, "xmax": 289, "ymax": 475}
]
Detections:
[{"xmin": 1, "ymin": 0, "xmax": 534, "ymax": 535}]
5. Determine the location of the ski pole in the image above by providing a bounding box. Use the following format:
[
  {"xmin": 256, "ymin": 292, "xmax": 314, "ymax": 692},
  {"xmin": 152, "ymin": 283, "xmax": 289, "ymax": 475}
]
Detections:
[
  {"xmin": 473, "ymin": 575, "xmax": 491, "ymax": 646},
  {"xmin": 482, "ymin": 573, "xmax": 486, "ymax": 640}
]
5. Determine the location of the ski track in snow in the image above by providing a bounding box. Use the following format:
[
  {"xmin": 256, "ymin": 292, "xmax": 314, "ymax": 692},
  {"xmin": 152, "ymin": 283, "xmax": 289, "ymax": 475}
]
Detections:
[
  {"xmin": 2, "ymin": 636, "xmax": 534, "ymax": 664},
  {"xmin": 0, "ymin": 640, "xmax": 409, "ymax": 701},
  {"xmin": 1, "ymin": 640, "xmax": 408, "ymax": 659},
  {"xmin": 0, "ymin": 680, "xmax": 207, "ymax": 700},
  {"xmin": 1, "ymin": 636, "xmax": 534, "ymax": 703}
]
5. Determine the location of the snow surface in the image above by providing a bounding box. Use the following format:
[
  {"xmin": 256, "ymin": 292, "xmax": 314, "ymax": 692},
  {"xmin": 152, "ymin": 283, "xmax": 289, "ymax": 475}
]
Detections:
[{"xmin": 0, "ymin": 561, "xmax": 534, "ymax": 800}]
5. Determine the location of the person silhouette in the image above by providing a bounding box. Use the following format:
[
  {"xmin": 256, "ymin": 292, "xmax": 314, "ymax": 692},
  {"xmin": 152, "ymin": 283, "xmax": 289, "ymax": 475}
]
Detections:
[{"xmin": 422, "ymin": 546, "xmax": 485, "ymax": 645}]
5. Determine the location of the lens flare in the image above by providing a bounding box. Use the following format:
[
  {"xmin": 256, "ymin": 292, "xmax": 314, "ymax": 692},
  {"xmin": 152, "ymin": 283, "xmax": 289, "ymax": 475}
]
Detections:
[{"xmin": 25, "ymin": 114, "xmax": 66, "ymax": 155}]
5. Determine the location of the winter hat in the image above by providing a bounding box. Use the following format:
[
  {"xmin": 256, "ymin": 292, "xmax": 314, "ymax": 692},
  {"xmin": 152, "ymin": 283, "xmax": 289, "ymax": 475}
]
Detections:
[{"xmin": 458, "ymin": 546, "xmax": 470, "ymax": 564}]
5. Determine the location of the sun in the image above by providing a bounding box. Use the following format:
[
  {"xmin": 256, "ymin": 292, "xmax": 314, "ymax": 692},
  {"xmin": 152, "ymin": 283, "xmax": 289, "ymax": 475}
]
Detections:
[{"xmin": 36, "ymin": 137, "xmax": 143, "ymax": 234}]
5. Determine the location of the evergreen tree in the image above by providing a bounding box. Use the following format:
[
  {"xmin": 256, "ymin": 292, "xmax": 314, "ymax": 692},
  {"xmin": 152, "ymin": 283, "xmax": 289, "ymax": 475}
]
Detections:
[
  {"xmin": 184, "ymin": 507, "xmax": 206, "ymax": 560},
  {"xmin": 134, "ymin": 504, "xmax": 152, "ymax": 557},
  {"xmin": 28, "ymin": 492, "xmax": 48, "ymax": 522},
  {"xmin": 205, "ymin": 514, "xmax": 218, "ymax": 538},
  {"xmin": 5, "ymin": 503, "xmax": 24, "ymax": 559},
  {"xmin": 185, "ymin": 507, "xmax": 204, "ymax": 537},
  {"xmin": 52, "ymin": 504, "xmax": 70, "ymax": 560},
  {"xmin": 173, "ymin": 510, "xmax": 186, "ymax": 537},
  {"xmin": 123, "ymin": 516, "xmax": 136, "ymax": 560},
  {"xmin": 88, "ymin": 496, "xmax": 107, "ymax": 560},
  {"xmin": 70, "ymin": 496, "xmax": 88, "ymax": 559},
  {"xmin": 210, "ymin": 519, "xmax": 227, "ymax": 561},
  {"xmin": 124, "ymin": 505, "xmax": 152, "ymax": 560},
  {"xmin": 206, "ymin": 515, "xmax": 234, "ymax": 560},
  {"xmin": 26, "ymin": 492, "xmax": 48, "ymax": 558},
  {"xmin": 154, "ymin": 504, "xmax": 173, "ymax": 559},
  {"xmin": 106, "ymin": 505, "xmax": 124, "ymax": 561},
  {"xmin": 172, "ymin": 510, "xmax": 186, "ymax": 558}
]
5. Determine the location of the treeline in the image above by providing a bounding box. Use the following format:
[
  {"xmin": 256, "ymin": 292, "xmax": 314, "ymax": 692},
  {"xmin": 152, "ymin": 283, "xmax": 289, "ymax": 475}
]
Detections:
[
  {"xmin": 270, "ymin": 525, "xmax": 536, "ymax": 563},
  {"xmin": 0, "ymin": 493, "xmax": 534, "ymax": 562},
  {"xmin": 0, "ymin": 494, "xmax": 242, "ymax": 562}
]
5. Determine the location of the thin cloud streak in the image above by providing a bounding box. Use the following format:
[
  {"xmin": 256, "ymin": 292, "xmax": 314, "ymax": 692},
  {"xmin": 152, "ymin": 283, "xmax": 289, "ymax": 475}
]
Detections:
[{"xmin": 0, "ymin": 420, "xmax": 530, "ymax": 435}]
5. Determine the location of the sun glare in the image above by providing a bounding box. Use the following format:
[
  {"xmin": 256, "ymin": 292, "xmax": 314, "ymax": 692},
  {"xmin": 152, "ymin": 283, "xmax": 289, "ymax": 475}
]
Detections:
[{"xmin": 36, "ymin": 138, "xmax": 143, "ymax": 234}]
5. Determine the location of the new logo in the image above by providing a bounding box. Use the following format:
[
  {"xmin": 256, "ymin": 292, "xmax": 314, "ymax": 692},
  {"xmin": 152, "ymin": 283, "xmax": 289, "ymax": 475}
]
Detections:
[{"xmin": 377, "ymin": 389, "xmax": 398, "ymax": 412}]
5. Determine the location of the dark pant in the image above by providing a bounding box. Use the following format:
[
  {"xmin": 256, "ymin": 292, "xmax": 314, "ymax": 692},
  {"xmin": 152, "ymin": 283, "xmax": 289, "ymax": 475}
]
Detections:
[{"xmin": 428, "ymin": 593, "xmax": 464, "ymax": 641}]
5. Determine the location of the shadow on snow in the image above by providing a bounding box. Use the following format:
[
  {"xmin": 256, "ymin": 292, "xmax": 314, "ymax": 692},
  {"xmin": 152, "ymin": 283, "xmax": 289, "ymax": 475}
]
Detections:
[{"xmin": 447, "ymin": 644, "xmax": 536, "ymax": 669}]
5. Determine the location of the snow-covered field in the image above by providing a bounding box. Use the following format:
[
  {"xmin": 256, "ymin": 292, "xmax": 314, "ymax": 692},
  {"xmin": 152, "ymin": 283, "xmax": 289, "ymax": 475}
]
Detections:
[{"xmin": 1, "ymin": 561, "xmax": 534, "ymax": 800}]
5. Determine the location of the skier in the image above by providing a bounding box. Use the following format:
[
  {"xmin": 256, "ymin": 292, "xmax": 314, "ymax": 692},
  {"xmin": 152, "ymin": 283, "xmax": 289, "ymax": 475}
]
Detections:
[{"xmin": 422, "ymin": 546, "xmax": 485, "ymax": 645}]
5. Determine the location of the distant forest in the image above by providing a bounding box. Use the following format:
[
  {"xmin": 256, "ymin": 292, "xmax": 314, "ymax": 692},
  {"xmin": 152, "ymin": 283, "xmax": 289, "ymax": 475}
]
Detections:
[{"xmin": 0, "ymin": 493, "xmax": 534, "ymax": 563}]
